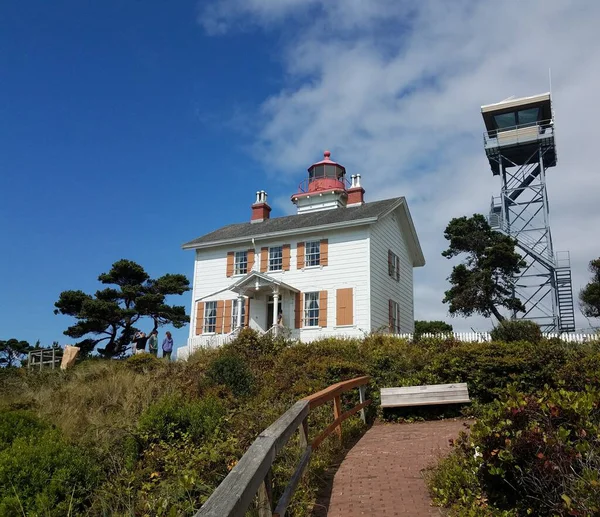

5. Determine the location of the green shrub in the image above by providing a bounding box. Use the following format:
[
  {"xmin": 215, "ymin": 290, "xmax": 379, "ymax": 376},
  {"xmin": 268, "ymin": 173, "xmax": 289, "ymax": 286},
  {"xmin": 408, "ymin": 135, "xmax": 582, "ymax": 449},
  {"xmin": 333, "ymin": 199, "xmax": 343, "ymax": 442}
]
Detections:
[
  {"xmin": 0, "ymin": 408, "xmax": 50, "ymax": 449},
  {"xmin": 138, "ymin": 394, "xmax": 225, "ymax": 443},
  {"xmin": 490, "ymin": 319, "xmax": 542, "ymax": 344},
  {"xmin": 206, "ymin": 355, "xmax": 255, "ymax": 396},
  {"xmin": 0, "ymin": 412, "xmax": 100, "ymax": 517},
  {"xmin": 124, "ymin": 352, "xmax": 163, "ymax": 373},
  {"xmin": 430, "ymin": 340, "xmax": 571, "ymax": 402},
  {"xmin": 430, "ymin": 385, "xmax": 600, "ymax": 516}
]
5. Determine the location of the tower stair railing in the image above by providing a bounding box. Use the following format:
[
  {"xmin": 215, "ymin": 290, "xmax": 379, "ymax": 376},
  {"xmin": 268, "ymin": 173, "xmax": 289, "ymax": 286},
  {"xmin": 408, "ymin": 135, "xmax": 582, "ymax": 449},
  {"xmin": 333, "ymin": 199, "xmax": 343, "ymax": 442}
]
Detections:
[
  {"xmin": 490, "ymin": 214, "xmax": 555, "ymax": 270},
  {"xmin": 555, "ymin": 252, "xmax": 576, "ymax": 332}
]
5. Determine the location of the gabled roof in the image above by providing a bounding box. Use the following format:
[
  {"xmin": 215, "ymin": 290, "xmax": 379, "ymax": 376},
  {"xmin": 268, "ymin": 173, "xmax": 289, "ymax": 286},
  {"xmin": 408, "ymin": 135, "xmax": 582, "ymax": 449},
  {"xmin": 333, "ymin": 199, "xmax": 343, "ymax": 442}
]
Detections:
[{"xmin": 182, "ymin": 197, "xmax": 425, "ymax": 267}]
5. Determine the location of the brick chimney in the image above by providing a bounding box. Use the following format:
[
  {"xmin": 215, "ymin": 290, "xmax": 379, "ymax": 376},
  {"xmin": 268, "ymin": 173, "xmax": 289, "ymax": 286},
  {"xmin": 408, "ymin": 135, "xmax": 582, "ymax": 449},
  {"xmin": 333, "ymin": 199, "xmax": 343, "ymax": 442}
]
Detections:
[
  {"xmin": 251, "ymin": 190, "xmax": 272, "ymax": 223},
  {"xmin": 346, "ymin": 174, "xmax": 365, "ymax": 207}
]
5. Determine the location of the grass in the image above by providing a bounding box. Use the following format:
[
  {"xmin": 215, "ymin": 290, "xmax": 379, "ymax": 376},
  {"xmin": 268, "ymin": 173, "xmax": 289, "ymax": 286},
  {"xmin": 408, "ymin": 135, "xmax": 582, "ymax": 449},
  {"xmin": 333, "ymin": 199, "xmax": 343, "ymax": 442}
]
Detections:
[{"xmin": 0, "ymin": 330, "xmax": 598, "ymax": 516}]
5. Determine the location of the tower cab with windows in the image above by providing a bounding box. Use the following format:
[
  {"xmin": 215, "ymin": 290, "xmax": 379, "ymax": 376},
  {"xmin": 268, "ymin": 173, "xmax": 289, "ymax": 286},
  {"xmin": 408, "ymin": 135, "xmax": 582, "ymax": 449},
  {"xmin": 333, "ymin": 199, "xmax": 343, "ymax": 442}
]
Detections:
[{"xmin": 482, "ymin": 92, "xmax": 556, "ymax": 175}]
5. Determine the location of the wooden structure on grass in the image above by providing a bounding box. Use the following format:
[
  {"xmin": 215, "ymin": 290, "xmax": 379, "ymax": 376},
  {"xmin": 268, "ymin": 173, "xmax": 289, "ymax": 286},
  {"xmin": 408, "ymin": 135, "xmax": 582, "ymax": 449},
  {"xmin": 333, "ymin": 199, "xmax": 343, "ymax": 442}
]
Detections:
[
  {"xmin": 195, "ymin": 376, "xmax": 370, "ymax": 517},
  {"xmin": 380, "ymin": 383, "xmax": 470, "ymax": 408},
  {"xmin": 27, "ymin": 347, "xmax": 62, "ymax": 370}
]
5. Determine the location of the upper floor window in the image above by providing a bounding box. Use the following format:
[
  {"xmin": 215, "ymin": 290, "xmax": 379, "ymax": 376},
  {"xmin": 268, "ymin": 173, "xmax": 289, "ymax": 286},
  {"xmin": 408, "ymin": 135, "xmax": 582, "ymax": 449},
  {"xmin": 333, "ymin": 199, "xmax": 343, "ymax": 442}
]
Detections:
[
  {"xmin": 388, "ymin": 250, "xmax": 400, "ymax": 281},
  {"xmin": 305, "ymin": 241, "xmax": 321, "ymax": 267},
  {"xmin": 204, "ymin": 301, "xmax": 217, "ymax": 333},
  {"xmin": 304, "ymin": 292, "xmax": 320, "ymax": 327},
  {"xmin": 235, "ymin": 251, "xmax": 248, "ymax": 275},
  {"xmin": 269, "ymin": 246, "xmax": 283, "ymax": 271}
]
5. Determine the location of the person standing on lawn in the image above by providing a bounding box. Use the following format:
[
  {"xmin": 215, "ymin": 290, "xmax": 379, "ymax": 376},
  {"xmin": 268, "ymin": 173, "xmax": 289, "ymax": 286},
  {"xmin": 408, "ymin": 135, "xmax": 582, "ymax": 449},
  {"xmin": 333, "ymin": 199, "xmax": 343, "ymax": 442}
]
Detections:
[
  {"xmin": 162, "ymin": 331, "xmax": 173, "ymax": 361},
  {"xmin": 148, "ymin": 330, "xmax": 159, "ymax": 356}
]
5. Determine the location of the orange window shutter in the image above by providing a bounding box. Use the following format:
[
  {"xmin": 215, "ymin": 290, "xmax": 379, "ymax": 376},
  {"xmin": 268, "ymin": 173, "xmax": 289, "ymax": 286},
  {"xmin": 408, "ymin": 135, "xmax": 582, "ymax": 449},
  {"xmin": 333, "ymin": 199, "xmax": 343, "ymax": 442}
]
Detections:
[
  {"xmin": 244, "ymin": 297, "xmax": 250, "ymax": 326},
  {"xmin": 297, "ymin": 242, "xmax": 305, "ymax": 269},
  {"xmin": 215, "ymin": 300, "xmax": 225, "ymax": 334},
  {"xmin": 196, "ymin": 302, "xmax": 205, "ymax": 335},
  {"xmin": 336, "ymin": 288, "xmax": 353, "ymax": 326},
  {"xmin": 294, "ymin": 292, "xmax": 303, "ymax": 328},
  {"xmin": 320, "ymin": 239, "xmax": 329, "ymax": 266},
  {"xmin": 223, "ymin": 300, "xmax": 232, "ymax": 333},
  {"xmin": 247, "ymin": 249, "xmax": 255, "ymax": 272},
  {"xmin": 282, "ymin": 244, "xmax": 291, "ymax": 271},
  {"xmin": 260, "ymin": 247, "xmax": 268, "ymax": 273},
  {"xmin": 226, "ymin": 252, "xmax": 234, "ymax": 277},
  {"xmin": 319, "ymin": 290, "xmax": 328, "ymax": 327}
]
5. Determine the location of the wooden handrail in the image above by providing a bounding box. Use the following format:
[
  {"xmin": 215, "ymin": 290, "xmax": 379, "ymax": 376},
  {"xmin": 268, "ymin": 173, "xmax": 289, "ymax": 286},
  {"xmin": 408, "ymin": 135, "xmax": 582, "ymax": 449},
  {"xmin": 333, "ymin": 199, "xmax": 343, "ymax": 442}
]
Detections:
[{"xmin": 195, "ymin": 375, "xmax": 371, "ymax": 517}]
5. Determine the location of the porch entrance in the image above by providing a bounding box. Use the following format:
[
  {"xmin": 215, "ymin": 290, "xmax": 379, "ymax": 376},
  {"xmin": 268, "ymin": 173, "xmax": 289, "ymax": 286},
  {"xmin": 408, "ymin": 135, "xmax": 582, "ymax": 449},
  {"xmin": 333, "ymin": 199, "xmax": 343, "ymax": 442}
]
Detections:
[{"xmin": 266, "ymin": 295, "xmax": 283, "ymax": 330}]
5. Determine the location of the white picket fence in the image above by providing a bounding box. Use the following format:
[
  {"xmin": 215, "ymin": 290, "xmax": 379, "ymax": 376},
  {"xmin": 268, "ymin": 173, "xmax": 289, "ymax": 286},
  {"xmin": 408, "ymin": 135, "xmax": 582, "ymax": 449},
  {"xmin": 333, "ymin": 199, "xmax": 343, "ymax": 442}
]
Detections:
[
  {"xmin": 393, "ymin": 332, "xmax": 598, "ymax": 343},
  {"xmin": 177, "ymin": 331, "xmax": 598, "ymax": 360}
]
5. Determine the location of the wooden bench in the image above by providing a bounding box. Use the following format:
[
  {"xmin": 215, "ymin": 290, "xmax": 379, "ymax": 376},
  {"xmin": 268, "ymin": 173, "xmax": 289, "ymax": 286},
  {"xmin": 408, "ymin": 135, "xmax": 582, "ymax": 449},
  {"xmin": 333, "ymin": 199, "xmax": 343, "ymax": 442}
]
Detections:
[{"xmin": 380, "ymin": 383, "xmax": 470, "ymax": 408}]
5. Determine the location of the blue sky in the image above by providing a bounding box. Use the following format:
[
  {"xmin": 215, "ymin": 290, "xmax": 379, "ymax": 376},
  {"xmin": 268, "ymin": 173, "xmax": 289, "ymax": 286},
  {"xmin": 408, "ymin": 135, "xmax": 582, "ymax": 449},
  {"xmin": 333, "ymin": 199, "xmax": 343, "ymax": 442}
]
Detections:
[
  {"xmin": 0, "ymin": 1, "xmax": 294, "ymax": 351},
  {"xmin": 2, "ymin": 1, "xmax": 600, "ymax": 353}
]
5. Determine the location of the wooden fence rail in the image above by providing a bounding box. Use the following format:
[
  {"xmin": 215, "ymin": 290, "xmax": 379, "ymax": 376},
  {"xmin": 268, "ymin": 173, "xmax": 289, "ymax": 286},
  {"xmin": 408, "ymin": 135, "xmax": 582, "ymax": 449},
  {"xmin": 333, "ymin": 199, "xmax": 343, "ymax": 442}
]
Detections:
[{"xmin": 195, "ymin": 376, "xmax": 371, "ymax": 517}]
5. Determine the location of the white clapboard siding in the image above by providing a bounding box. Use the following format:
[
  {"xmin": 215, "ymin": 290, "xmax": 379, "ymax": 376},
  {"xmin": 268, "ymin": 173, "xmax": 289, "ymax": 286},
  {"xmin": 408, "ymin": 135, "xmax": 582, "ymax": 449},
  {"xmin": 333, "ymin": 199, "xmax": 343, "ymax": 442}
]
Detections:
[
  {"xmin": 381, "ymin": 383, "xmax": 470, "ymax": 408},
  {"xmin": 370, "ymin": 210, "xmax": 414, "ymax": 333}
]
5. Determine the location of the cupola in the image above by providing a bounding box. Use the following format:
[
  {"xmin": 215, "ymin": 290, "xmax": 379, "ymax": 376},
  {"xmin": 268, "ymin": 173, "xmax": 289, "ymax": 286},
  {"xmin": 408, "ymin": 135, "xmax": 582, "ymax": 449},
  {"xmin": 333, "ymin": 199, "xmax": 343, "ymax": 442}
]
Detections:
[{"xmin": 291, "ymin": 151, "xmax": 353, "ymax": 213}]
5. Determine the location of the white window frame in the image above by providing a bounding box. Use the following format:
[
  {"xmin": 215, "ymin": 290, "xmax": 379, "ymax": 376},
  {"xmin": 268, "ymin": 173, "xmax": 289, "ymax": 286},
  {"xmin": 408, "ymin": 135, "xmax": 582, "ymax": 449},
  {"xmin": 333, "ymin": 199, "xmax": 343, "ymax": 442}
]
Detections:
[
  {"xmin": 231, "ymin": 300, "xmax": 246, "ymax": 329},
  {"xmin": 305, "ymin": 241, "xmax": 321, "ymax": 267},
  {"xmin": 269, "ymin": 246, "xmax": 283, "ymax": 271},
  {"xmin": 391, "ymin": 300, "xmax": 401, "ymax": 333},
  {"xmin": 389, "ymin": 251, "xmax": 400, "ymax": 281},
  {"xmin": 204, "ymin": 301, "xmax": 217, "ymax": 333},
  {"xmin": 304, "ymin": 292, "xmax": 320, "ymax": 327},
  {"xmin": 234, "ymin": 251, "xmax": 248, "ymax": 275}
]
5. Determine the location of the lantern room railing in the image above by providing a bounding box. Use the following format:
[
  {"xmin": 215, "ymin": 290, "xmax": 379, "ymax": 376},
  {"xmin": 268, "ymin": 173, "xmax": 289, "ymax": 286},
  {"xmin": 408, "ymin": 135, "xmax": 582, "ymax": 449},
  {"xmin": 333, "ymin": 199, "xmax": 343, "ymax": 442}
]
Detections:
[{"xmin": 296, "ymin": 175, "xmax": 352, "ymax": 194}]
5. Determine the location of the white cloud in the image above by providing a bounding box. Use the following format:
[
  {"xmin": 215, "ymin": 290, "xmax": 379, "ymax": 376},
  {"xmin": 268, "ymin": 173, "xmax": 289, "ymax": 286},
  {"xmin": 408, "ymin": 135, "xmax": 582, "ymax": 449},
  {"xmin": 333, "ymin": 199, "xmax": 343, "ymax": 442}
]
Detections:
[{"xmin": 200, "ymin": 0, "xmax": 600, "ymax": 331}]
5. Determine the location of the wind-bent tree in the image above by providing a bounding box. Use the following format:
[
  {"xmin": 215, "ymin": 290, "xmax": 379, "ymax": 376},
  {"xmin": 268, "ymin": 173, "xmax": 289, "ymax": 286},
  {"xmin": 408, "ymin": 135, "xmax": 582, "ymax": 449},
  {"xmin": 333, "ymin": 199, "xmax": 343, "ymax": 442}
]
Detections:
[
  {"xmin": 0, "ymin": 339, "xmax": 31, "ymax": 367},
  {"xmin": 54, "ymin": 259, "xmax": 190, "ymax": 357},
  {"xmin": 442, "ymin": 214, "xmax": 526, "ymax": 322},
  {"xmin": 580, "ymin": 257, "xmax": 600, "ymax": 320}
]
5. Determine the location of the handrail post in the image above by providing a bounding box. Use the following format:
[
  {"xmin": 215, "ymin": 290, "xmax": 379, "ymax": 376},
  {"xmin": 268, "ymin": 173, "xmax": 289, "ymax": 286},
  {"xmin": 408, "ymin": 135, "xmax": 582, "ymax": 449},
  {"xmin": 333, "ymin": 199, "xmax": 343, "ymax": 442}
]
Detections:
[
  {"xmin": 258, "ymin": 467, "xmax": 273, "ymax": 517},
  {"xmin": 299, "ymin": 416, "xmax": 309, "ymax": 450},
  {"xmin": 358, "ymin": 385, "xmax": 367, "ymax": 424},
  {"xmin": 333, "ymin": 395, "xmax": 342, "ymax": 439}
]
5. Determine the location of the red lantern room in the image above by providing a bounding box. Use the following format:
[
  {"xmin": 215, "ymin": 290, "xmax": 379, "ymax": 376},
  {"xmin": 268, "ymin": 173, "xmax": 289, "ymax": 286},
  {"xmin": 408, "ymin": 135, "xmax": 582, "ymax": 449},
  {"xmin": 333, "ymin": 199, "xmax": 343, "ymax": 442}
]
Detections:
[
  {"xmin": 306, "ymin": 150, "xmax": 347, "ymax": 192},
  {"xmin": 291, "ymin": 151, "xmax": 362, "ymax": 214}
]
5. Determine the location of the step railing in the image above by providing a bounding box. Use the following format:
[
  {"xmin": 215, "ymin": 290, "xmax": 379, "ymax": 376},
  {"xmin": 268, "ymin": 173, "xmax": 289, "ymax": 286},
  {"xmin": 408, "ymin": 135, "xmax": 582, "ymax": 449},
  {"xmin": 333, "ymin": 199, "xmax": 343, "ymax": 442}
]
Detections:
[{"xmin": 195, "ymin": 376, "xmax": 371, "ymax": 517}]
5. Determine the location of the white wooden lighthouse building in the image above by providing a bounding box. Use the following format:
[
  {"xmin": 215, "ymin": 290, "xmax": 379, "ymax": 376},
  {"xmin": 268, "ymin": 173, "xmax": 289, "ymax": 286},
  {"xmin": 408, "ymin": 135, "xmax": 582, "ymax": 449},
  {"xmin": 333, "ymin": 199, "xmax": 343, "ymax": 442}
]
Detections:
[{"xmin": 179, "ymin": 151, "xmax": 425, "ymax": 358}]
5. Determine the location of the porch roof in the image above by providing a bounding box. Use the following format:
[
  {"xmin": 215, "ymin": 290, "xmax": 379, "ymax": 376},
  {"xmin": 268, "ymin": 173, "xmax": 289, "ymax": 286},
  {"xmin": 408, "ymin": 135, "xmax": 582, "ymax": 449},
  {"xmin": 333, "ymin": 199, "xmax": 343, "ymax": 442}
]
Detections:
[{"xmin": 230, "ymin": 271, "xmax": 300, "ymax": 296}]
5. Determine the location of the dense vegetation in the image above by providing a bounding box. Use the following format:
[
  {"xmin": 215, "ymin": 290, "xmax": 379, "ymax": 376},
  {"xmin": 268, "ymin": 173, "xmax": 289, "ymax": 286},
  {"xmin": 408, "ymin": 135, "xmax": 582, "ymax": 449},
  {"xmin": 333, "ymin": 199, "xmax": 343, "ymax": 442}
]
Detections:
[{"xmin": 1, "ymin": 329, "xmax": 599, "ymax": 516}]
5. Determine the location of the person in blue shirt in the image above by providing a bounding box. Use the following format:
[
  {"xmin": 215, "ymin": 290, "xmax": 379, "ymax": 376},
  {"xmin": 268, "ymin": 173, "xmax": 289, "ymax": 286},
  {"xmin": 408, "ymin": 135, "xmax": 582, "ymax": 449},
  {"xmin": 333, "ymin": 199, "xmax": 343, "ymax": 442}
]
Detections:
[{"xmin": 162, "ymin": 331, "xmax": 173, "ymax": 361}]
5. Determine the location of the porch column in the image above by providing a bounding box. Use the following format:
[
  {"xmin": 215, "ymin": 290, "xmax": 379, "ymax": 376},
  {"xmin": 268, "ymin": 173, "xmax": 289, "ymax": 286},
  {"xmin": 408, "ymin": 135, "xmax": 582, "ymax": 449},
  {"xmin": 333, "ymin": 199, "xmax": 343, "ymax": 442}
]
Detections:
[
  {"xmin": 272, "ymin": 290, "xmax": 279, "ymax": 336},
  {"xmin": 236, "ymin": 295, "xmax": 244, "ymax": 329}
]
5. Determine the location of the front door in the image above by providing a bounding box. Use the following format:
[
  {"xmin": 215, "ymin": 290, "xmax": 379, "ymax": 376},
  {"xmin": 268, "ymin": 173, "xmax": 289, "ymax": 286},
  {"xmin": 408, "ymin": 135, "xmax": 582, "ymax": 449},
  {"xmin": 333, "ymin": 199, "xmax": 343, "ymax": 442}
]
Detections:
[{"xmin": 266, "ymin": 296, "xmax": 283, "ymax": 330}]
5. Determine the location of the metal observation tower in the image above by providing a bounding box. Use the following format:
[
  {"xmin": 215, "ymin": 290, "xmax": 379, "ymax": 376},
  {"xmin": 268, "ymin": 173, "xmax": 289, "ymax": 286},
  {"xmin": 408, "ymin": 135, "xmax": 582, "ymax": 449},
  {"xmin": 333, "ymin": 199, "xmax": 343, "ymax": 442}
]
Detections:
[{"xmin": 481, "ymin": 92, "xmax": 575, "ymax": 332}]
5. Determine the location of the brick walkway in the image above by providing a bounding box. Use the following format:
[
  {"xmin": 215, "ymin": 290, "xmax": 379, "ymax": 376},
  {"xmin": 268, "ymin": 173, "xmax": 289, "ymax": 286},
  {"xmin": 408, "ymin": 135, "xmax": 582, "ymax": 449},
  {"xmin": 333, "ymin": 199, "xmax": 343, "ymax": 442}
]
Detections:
[{"xmin": 323, "ymin": 419, "xmax": 469, "ymax": 516}]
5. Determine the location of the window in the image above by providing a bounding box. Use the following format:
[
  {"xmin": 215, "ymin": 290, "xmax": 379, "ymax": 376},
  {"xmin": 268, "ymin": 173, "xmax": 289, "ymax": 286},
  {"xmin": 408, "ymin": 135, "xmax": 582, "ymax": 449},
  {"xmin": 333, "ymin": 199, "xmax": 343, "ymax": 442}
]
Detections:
[
  {"xmin": 493, "ymin": 107, "xmax": 541, "ymax": 130},
  {"xmin": 269, "ymin": 246, "xmax": 283, "ymax": 271},
  {"xmin": 204, "ymin": 301, "xmax": 217, "ymax": 333},
  {"xmin": 234, "ymin": 251, "xmax": 248, "ymax": 275},
  {"xmin": 304, "ymin": 292, "xmax": 320, "ymax": 327},
  {"xmin": 305, "ymin": 241, "xmax": 321, "ymax": 267},
  {"xmin": 231, "ymin": 299, "xmax": 246, "ymax": 329},
  {"xmin": 390, "ymin": 300, "xmax": 400, "ymax": 333},
  {"xmin": 493, "ymin": 112, "xmax": 516, "ymax": 129},
  {"xmin": 517, "ymin": 107, "xmax": 540, "ymax": 127},
  {"xmin": 388, "ymin": 250, "xmax": 400, "ymax": 281}
]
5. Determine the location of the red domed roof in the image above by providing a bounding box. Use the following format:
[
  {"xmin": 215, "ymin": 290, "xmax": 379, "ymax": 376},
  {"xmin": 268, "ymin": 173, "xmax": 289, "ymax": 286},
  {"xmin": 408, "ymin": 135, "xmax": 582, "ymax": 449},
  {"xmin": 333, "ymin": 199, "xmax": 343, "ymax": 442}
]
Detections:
[{"xmin": 308, "ymin": 150, "xmax": 346, "ymax": 173}]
